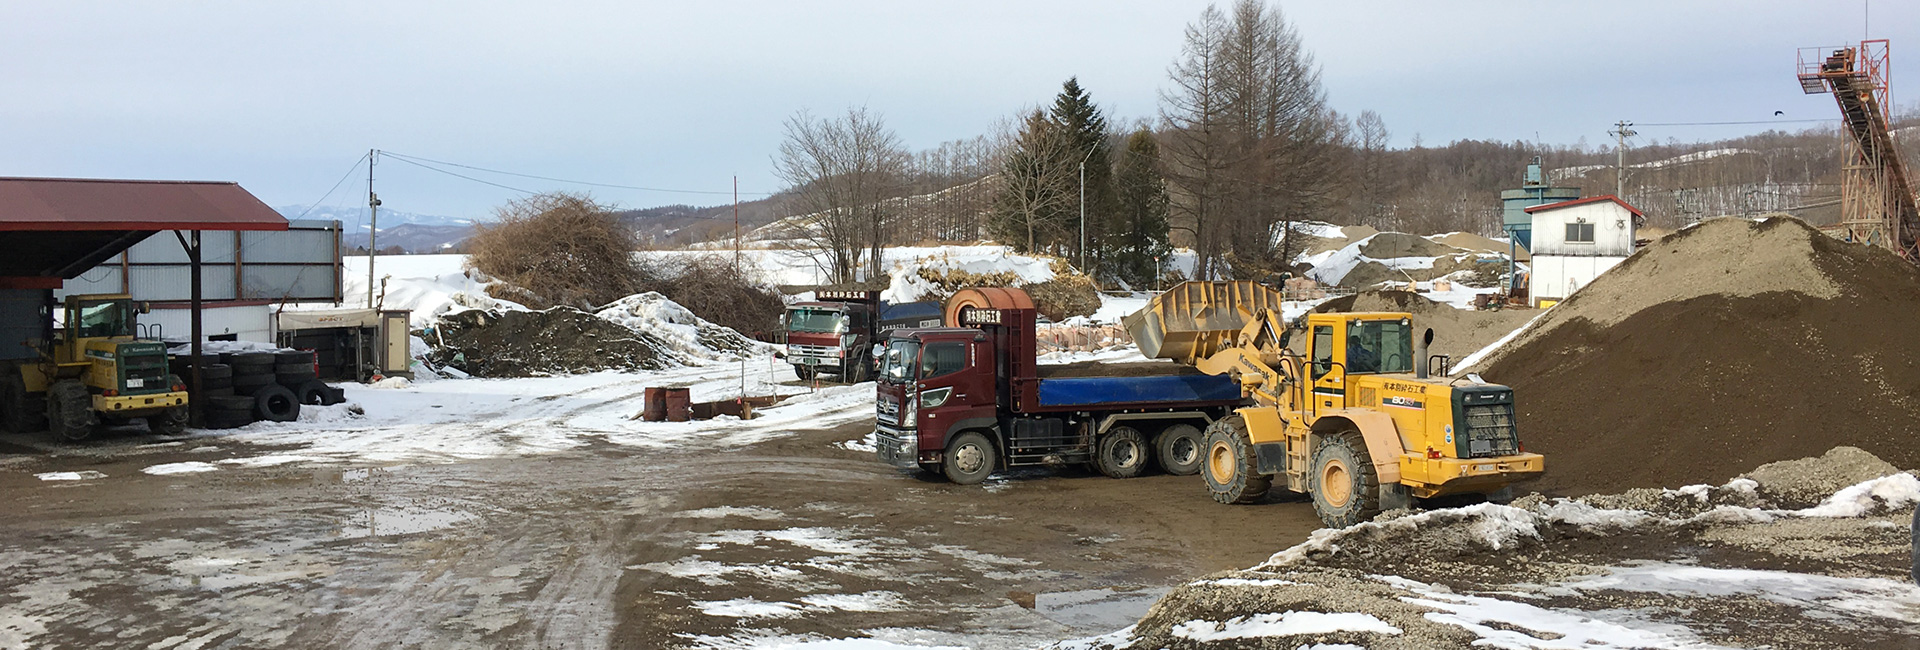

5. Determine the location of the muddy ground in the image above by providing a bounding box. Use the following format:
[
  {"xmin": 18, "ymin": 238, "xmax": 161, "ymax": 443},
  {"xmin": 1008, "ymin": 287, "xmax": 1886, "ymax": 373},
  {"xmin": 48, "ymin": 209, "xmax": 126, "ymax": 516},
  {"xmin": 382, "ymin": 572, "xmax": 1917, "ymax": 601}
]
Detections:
[{"xmin": 0, "ymin": 413, "xmax": 1324, "ymax": 648}]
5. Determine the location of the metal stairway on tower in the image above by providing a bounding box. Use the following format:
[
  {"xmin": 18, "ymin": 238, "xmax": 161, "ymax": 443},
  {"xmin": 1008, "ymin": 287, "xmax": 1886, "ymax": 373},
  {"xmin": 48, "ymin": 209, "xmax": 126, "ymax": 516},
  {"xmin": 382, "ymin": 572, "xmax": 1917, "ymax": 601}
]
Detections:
[{"xmin": 1798, "ymin": 40, "xmax": 1920, "ymax": 261}]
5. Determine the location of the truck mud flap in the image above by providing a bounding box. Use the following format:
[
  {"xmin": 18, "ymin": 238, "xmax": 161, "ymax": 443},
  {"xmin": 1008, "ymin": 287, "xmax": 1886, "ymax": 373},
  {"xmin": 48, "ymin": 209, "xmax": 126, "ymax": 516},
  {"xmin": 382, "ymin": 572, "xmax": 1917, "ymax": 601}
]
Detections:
[{"xmin": 1255, "ymin": 442, "xmax": 1288, "ymax": 476}]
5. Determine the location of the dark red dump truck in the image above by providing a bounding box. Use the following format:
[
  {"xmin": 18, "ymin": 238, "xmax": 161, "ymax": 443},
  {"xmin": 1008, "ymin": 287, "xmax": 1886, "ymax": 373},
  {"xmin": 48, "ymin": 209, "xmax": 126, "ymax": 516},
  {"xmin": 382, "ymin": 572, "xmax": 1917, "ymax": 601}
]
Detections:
[{"xmin": 873, "ymin": 289, "xmax": 1246, "ymax": 484}]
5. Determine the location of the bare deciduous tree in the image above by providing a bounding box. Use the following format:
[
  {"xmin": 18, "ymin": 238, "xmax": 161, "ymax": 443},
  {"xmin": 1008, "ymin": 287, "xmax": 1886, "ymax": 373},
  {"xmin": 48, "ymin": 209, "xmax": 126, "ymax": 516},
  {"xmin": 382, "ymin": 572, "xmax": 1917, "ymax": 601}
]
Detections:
[
  {"xmin": 989, "ymin": 109, "xmax": 1081, "ymax": 253},
  {"xmin": 773, "ymin": 107, "xmax": 911, "ymax": 284}
]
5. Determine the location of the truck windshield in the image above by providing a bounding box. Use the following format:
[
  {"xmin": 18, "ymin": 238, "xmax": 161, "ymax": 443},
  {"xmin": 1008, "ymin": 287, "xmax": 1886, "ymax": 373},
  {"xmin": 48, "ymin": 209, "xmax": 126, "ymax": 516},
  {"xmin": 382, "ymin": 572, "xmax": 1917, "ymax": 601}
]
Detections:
[
  {"xmin": 788, "ymin": 308, "xmax": 846, "ymax": 334},
  {"xmin": 1347, "ymin": 319, "xmax": 1414, "ymax": 374},
  {"xmin": 74, "ymin": 300, "xmax": 134, "ymax": 338},
  {"xmin": 881, "ymin": 340, "xmax": 919, "ymax": 383}
]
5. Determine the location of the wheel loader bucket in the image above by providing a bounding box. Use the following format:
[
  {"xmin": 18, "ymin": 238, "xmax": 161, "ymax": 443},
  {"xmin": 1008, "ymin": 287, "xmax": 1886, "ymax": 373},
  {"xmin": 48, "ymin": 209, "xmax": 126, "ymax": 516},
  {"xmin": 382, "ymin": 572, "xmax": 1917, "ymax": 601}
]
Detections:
[{"xmin": 1124, "ymin": 281, "xmax": 1288, "ymax": 364}]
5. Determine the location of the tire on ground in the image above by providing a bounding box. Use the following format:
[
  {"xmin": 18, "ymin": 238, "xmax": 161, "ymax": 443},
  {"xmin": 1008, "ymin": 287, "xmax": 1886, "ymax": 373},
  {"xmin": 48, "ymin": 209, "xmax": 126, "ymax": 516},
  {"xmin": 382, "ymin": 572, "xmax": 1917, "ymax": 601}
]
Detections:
[
  {"xmin": 1154, "ymin": 423, "xmax": 1205, "ymax": 476},
  {"xmin": 201, "ymin": 387, "xmax": 236, "ymax": 398},
  {"xmin": 1201, "ymin": 414, "xmax": 1271, "ymax": 504},
  {"xmin": 229, "ymin": 351, "xmax": 275, "ymax": 372},
  {"xmin": 274, "ymin": 361, "xmax": 314, "ymax": 375},
  {"xmin": 46, "ymin": 380, "xmax": 97, "ymax": 441},
  {"xmin": 207, "ymin": 395, "xmax": 256, "ymax": 412},
  {"xmin": 942, "ymin": 431, "xmax": 997, "ymax": 485},
  {"xmin": 276, "ymin": 370, "xmax": 318, "ymax": 386},
  {"xmin": 1309, "ymin": 430, "xmax": 1382, "ymax": 528},
  {"xmin": 294, "ymin": 380, "xmax": 331, "ymax": 406},
  {"xmin": 793, "ymin": 365, "xmax": 815, "ymax": 381},
  {"xmin": 1094, "ymin": 426, "xmax": 1149, "ymax": 479},
  {"xmin": 252, "ymin": 385, "xmax": 301, "ymax": 422},
  {"xmin": 204, "ymin": 410, "xmax": 253, "ymax": 429},
  {"xmin": 196, "ymin": 363, "xmax": 233, "ymax": 380},
  {"xmin": 275, "ymin": 350, "xmax": 315, "ymax": 365}
]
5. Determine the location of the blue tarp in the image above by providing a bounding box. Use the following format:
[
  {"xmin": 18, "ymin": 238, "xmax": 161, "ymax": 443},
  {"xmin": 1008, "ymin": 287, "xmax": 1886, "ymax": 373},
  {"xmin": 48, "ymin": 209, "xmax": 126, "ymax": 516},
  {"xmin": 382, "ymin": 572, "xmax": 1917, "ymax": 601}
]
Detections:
[
  {"xmin": 880, "ymin": 301, "xmax": 944, "ymax": 329},
  {"xmin": 1036, "ymin": 374, "xmax": 1241, "ymax": 408}
]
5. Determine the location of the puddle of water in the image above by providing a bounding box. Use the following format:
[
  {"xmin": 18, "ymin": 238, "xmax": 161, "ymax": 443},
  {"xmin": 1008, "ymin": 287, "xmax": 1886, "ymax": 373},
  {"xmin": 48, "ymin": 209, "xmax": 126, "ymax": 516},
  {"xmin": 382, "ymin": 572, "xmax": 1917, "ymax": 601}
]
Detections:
[
  {"xmin": 312, "ymin": 466, "xmax": 390, "ymax": 484},
  {"xmin": 1032, "ymin": 587, "xmax": 1168, "ymax": 632},
  {"xmin": 336, "ymin": 506, "xmax": 476, "ymax": 539}
]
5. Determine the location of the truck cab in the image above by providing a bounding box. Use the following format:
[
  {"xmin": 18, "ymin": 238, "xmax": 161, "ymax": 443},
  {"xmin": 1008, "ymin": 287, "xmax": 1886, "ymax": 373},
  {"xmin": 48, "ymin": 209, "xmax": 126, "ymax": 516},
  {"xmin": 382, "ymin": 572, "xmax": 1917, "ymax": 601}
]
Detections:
[{"xmin": 785, "ymin": 298, "xmax": 874, "ymax": 382}]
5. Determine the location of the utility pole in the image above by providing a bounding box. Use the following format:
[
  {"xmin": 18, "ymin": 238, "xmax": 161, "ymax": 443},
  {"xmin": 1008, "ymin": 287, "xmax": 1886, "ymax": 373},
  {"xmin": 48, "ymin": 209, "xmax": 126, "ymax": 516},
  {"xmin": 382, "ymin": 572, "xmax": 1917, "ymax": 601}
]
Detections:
[
  {"xmin": 366, "ymin": 149, "xmax": 382, "ymax": 309},
  {"xmin": 1609, "ymin": 121, "xmax": 1636, "ymax": 198},
  {"xmin": 733, "ymin": 175, "xmax": 741, "ymax": 274}
]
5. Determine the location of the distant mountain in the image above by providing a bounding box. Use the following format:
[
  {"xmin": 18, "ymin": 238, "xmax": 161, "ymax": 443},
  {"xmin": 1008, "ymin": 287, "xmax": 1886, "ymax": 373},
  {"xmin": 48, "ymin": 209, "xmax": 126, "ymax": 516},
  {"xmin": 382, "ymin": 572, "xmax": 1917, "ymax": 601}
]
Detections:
[{"xmin": 276, "ymin": 205, "xmax": 484, "ymax": 253}]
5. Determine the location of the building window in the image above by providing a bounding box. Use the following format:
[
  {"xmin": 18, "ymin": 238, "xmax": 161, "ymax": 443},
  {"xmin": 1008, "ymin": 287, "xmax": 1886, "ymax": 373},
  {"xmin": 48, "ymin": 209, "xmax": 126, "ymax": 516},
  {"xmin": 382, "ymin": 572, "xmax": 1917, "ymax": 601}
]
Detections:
[{"xmin": 1565, "ymin": 222, "xmax": 1595, "ymax": 243}]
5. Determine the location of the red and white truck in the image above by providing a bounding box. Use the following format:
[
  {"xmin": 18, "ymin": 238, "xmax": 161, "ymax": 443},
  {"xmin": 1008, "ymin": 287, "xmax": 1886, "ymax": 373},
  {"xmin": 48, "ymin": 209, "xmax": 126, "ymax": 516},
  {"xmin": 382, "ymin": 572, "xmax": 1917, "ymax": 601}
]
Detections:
[{"xmin": 784, "ymin": 291, "xmax": 940, "ymax": 383}]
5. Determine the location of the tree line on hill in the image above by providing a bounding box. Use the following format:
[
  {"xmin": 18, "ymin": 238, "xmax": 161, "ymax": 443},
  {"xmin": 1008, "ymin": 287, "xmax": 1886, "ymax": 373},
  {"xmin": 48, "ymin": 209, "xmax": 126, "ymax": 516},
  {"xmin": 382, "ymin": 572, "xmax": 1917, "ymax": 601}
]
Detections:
[{"xmin": 652, "ymin": 0, "xmax": 1920, "ymax": 286}]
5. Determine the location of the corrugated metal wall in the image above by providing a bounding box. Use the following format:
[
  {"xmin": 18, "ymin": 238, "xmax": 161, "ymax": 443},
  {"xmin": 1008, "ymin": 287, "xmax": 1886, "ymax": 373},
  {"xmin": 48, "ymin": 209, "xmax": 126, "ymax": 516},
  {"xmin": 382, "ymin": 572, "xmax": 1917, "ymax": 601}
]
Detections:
[
  {"xmin": 58, "ymin": 220, "xmax": 342, "ymax": 302},
  {"xmin": 0, "ymin": 289, "xmax": 50, "ymax": 361}
]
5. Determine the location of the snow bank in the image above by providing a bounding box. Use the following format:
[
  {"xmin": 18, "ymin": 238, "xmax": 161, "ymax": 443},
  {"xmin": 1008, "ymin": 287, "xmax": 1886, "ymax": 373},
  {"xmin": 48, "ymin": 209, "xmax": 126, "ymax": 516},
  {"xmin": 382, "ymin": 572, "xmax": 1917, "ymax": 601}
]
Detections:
[
  {"xmin": 881, "ymin": 246, "xmax": 1060, "ymax": 304},
  {"xmin": 1171, "ymin": 611, "xmax": 1401, "ymax": 641},
  {"xmin": 594, "ymin": 292, "xmax": 772, "ymax": 361}
]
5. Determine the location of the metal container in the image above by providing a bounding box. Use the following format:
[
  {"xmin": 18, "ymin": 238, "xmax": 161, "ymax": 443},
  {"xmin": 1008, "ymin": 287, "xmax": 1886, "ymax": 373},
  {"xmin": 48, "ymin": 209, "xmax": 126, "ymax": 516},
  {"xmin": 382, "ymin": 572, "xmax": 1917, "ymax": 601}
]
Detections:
[
  {"xmin": 642, "ymin": 387, "xmax": 667, "ymax": 421},
  {"xmin": 664, "ymin": 387, "xmax": 691, "ymax": 422}
]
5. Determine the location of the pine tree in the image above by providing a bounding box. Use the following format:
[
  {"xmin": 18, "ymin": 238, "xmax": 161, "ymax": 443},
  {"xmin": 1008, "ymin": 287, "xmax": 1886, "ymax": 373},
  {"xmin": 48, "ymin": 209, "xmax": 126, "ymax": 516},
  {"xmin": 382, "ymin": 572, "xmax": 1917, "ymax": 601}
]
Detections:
[
  {"xmin": 1049, "ymin": 77, "xmax": 1119, "ymax": 273},
  {"xmin": 1110, "ymin": 128, "xmax": 1173, "ymax": 288}
]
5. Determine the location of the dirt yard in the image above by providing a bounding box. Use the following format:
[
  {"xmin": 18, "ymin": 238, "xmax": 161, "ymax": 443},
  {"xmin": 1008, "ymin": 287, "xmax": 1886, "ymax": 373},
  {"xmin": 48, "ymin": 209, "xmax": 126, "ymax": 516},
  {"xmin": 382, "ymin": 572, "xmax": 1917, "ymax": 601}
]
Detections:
[{"xmin": 0, "ymin": 409, "xmax": 1324, "ymax": 649}]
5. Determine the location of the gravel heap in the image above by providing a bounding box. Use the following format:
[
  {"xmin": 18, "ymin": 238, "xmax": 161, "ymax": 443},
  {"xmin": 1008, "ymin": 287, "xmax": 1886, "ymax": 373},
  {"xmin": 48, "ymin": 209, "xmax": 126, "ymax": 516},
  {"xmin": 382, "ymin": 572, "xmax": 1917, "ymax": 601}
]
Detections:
[{"xmin": 1477, "ymin": 216, "xmax": 1920, "ymax": 494}]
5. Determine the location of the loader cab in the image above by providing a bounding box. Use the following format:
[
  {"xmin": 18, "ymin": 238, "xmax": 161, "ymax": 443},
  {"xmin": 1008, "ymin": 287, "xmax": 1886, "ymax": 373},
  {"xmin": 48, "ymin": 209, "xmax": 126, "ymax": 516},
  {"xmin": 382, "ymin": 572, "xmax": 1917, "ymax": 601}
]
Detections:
[
  {"xmin": 1304, "ymin": 312, "xmax": 1415, "ymax": 402},
  {"xmin": 54, "ymin": 295, "xmax": 141, "ymax": 364}
]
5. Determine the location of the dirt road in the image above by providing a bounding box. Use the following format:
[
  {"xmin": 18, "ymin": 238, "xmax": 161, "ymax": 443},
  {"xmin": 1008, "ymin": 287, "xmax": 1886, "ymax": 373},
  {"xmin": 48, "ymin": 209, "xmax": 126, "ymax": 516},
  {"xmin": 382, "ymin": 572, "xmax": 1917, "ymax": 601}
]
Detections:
[{"xmin": 0, "ymin": 415, "xmax": 1324, "ymax": 648}]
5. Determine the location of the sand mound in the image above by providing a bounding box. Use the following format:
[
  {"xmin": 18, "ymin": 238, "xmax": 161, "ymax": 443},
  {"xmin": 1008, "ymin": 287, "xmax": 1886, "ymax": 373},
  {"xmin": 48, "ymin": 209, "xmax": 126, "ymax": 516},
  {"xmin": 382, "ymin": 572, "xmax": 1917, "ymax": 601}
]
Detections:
[
  {"xmin": 1358, "ymin": 232, "xmax": 1459, "ymax": 259},
  {"xmin": 1741, "ymin": 446, "xmax": 1903, "ymax": 509},
  {"xmin": 1311, "ymin": 291, "xmax": 1536, "ymax": 363},
  {"xmin": 1430, "ymin": 232, "xmax": 1527, "ymax": 261},
  {"xmin": 1480, "ymin": 216, "xmax": 1920, "ymax": 494}
]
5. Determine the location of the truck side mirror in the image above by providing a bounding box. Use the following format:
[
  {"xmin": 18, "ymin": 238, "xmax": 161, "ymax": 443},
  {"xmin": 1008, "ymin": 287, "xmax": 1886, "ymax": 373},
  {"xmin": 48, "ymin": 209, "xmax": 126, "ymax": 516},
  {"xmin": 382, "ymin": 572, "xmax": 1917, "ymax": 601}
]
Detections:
[
  {"xmin": 138, "ymin": 302, "xmax": 152, "ymax": 314},
  {"xmin": 871, "ymin": 344, "xmax": 884, "ymax": 359}
]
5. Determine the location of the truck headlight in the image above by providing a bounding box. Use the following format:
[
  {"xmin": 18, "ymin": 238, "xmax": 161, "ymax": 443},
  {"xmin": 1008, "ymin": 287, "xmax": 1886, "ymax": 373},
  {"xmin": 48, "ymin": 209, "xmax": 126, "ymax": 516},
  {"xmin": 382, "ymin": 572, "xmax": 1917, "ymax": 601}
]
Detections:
[{"xmin": 920, "ymin": 387, "xmax": 951, "ymax": 409}]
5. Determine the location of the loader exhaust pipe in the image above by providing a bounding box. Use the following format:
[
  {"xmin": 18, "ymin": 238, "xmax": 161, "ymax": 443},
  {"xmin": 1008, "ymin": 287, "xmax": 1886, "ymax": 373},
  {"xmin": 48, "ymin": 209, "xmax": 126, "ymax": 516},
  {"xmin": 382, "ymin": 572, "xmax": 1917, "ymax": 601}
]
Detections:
[{"xmin": 1416, "ymin": 328, "xmax": 1435, "ymax": 379}]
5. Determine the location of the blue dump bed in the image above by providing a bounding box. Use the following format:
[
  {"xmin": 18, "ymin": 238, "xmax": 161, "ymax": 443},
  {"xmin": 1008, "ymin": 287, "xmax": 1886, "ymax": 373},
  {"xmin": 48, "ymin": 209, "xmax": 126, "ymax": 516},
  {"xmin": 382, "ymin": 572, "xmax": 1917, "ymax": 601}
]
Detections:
[{"xmin": 1035, "ymin": 374, "xmax": 1242, "ymax": 408}]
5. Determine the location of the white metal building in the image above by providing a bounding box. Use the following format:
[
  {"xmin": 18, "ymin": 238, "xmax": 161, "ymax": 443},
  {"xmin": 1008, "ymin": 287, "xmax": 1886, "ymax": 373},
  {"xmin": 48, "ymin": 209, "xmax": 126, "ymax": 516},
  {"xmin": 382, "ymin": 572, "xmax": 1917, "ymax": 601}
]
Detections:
[
  {"xmin": 1524, "ymin": 195, "xmax": 1642, "ymax": 306},
  {"xmin": 58, "ymin": 219, "xmax": 343, "ymax": 342}
]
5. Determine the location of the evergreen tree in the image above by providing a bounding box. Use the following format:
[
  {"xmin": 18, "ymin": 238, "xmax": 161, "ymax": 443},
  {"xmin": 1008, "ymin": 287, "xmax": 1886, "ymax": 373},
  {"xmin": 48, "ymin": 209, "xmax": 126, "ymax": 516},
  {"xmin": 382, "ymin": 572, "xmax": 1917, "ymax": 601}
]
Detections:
[
  {"xmin": 1048, "ymin": 77, "xmax": 1119, "ymax": 273},
  {"xmin": 1109, "ymin": 128, "xmax": 1173, "ymax": 288}
]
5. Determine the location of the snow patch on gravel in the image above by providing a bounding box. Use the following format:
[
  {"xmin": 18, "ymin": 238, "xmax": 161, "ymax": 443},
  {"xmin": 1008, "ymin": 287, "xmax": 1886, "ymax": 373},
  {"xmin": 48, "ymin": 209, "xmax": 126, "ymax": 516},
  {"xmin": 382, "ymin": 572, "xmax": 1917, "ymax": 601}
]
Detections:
[{"xmin": 1171, "ymin": 611, "xmax": 1402, "ymax": 641}]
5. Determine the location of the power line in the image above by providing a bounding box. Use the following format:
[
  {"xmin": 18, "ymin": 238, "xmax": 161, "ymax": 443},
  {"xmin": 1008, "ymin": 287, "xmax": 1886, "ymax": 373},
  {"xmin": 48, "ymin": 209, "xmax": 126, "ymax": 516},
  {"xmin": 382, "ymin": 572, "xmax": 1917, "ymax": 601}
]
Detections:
[
  {"xmin": 1637, "ymin": 118, "xmax": 1837, "ymax": 127},
  {"xmin": 382, "ymin": 154, "xmax": 538, "ymax": 194},
  {"xmin": 381, "ymin": 150, "xmax": 775, "ymax": 196},
  {"xmin": 290, "ymin": 152, "xmax": 369, "ymax": 220}
]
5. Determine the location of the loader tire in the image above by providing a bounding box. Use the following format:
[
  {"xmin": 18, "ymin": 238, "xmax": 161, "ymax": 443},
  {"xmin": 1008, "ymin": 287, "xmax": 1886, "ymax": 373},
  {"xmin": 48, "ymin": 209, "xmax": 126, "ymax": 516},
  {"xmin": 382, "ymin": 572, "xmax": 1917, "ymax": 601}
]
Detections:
[
  {"xmin": 1201, "ymin": 414, "xmax": 1271, "ymax": 504},
  {"xmin": 150, "ymin": 406, "xmax": 189, "ymax": 436},
  {"xmin": 1310, "ymin": 430, "xmax": 1382, "ymax": 528},
  {"xmin": 1093, "ymin": 426, "xmax": 1149, "ymax": 479},
  {"xmin": 942, "ymin": 431, "xmax": 996, "ymax": 485},
  {"xmin": 1, "ymin": 376, "xmax": 47, "ymax": 434},
  {"xmin": 46, "ymin": 381, "xmax": 97, "ymax": 442},
  {"xmin": 1154, "ymin": 423, "xmax": 1205, "ymax": 476}
]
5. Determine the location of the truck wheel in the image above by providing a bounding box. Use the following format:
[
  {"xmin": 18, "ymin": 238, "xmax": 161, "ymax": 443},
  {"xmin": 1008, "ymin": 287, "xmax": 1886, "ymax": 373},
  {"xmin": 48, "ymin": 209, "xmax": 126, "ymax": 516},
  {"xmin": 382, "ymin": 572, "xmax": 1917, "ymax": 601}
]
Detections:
[
  {"xmin": 1, "ymin": 376, "xmax": 48, "ymax": 434},
  {"xmin": 1202, "ymin": 415, "xmax": 1271, "ymax": 504},
  {"xmin": 793, "ymin": 365, "xmax": 815, "ymax": 381},
  {"xmin": 943, "ymin": 431, "xmax": 996, "ymax": 485},
  {"xmin": 150, "ymin": 406, "xmax": 189, "ymax": 436},
  {"xmin": 1154, "ymin": 423, "xmax": 1205, "ymax": 476},
  {"xmin": 1094, "ymin": 426, "xmax": 1149, "ymax": 478},
  {"xmin": 46, "ymin": 381, "xmax": 97, "ymax": 442},
  {"xmin": 1310, "ymin": 430, "xmax": 1382, "ymax": 528}
]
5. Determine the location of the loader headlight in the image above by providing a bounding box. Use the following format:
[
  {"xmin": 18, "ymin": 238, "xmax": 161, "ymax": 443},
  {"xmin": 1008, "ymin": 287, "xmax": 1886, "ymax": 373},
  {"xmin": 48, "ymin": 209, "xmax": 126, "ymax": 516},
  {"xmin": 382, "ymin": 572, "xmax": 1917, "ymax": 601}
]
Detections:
[{"xmin": 920, "ymin": 387, "xmax": 951, "ymax": 409}]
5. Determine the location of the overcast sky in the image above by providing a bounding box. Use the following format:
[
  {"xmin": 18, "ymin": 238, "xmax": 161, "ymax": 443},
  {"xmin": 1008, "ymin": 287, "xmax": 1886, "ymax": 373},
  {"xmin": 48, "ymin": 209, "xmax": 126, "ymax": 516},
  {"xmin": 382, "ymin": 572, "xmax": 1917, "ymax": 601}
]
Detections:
[{"xmin": 2, "ymin": 1, "xmax": 1911, "ymax": 219}]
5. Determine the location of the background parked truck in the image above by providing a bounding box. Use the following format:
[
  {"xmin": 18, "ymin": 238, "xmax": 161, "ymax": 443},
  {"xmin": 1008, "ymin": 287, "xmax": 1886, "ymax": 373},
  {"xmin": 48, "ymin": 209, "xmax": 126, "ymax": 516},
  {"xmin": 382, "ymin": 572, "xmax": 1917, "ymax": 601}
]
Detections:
[
  {"xmin": 873, "ymin": 287, "xmax": 1244, "ymax": 484},
  {"xmin": 784, "ymin": 291, "xmax": 941, "ymax": 383}
]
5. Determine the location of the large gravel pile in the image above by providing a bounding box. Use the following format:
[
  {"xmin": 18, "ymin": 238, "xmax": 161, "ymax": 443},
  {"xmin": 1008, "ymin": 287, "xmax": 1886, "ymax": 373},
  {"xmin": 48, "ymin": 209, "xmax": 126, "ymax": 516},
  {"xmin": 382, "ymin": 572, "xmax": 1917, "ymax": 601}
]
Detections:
[{"xmin": 1477, "ymin": 216, "xmax": 1920, "ymax": 494}]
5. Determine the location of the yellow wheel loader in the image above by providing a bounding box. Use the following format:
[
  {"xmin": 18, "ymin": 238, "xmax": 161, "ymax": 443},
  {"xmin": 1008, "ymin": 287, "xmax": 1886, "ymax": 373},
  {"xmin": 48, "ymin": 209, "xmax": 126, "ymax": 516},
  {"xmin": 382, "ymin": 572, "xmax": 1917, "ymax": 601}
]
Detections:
[
  {"xmin": 0, "ymin": 294, "xmax": 187, "ymax": 440},
  {"xmin": 1126, "ymin": 281, "xmax": 1543, "ymax": 528}
]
